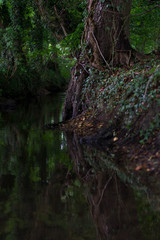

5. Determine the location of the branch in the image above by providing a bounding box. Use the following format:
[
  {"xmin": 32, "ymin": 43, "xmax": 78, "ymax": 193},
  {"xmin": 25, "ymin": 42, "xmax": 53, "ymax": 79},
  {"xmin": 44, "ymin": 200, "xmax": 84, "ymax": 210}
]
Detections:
[
  {"xmin": 143, "ymin": 75, "xmax": 153, "ymax": 99},
  {"xmin": 78, "ymin": 62, "xmax": 90, "ymax": 74},
  {"xmin": 0, "ymin": 20, "xmax": 4, "ymax": 29},
  {"xmin": 129, "ymin": 4, "xmax": 160, "ymax": 18},
  {"xmin": 8, "ymin": 59, "xmax": 17, "ymax": 80},
  {"xmin": 105, "ymin": 4, "xmax": 160, "ymax": 18},
  {"xmin": 54, "ymin": 5, "xmax": 67, "ymax": 37},
  {"xmin": 91, "ymin": 32, "xmax": 111, "ymax": 70},
  {"xmin": 34, "ymin": 0, "xmax": 62, "ymax": 39},
  {"xmin": 97, "ymin": 175, "xmax": 113, "ymax": 207}
]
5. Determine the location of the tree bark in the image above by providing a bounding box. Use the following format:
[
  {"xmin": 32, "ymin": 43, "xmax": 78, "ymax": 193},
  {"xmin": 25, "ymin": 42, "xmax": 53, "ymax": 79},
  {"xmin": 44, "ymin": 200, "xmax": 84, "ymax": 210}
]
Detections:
[
  {"xmin": 85, "ymin": 0, "xmax": 133, "ymax": 68},
  {"xmin": 63, "ymin": 0, "xmax": 133, "ymax": 121},
  {"xmin": 63, "ymin": 63, "xmax": 89, "ymax": 121}
]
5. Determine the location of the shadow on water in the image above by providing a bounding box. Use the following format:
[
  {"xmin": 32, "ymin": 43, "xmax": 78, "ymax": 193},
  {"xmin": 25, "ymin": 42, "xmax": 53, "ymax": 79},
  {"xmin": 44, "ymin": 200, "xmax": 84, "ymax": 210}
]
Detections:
[
  {"xmin": 66, "ymin": 132, "xmax": 160, "ymax": 240},
  {"xmin": 0, "ymin": 93, "xmax": 96, "ymax": 240},
  {"xmin": 0, "ymin": 93, "xmax": 160, "ymax": 240}
]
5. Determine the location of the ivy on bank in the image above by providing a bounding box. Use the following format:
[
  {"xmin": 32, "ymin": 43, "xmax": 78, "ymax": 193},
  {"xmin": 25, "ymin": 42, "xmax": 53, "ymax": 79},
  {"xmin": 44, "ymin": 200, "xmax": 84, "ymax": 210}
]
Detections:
[{"xmin": 82, "ymin": 59, "xmax": 160, "ymax": 142}]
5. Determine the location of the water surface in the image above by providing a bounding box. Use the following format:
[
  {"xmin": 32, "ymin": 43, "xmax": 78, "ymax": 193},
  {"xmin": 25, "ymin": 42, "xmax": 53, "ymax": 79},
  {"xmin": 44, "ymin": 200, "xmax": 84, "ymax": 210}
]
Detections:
[
  {"xmin": 0, "ymin": 94, "xmax": 96, "ymax": 240},
  {"xmin": 0, "ymin": 93, "xmax": 160, "ymax": 240}
]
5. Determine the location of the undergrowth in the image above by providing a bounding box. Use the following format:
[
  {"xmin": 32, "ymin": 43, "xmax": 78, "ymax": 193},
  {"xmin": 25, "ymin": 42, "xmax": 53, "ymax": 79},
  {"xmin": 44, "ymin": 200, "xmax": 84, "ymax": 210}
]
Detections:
[{"xmin": 82, "ymin": 58, "xmax": 160, "ymax": 142}]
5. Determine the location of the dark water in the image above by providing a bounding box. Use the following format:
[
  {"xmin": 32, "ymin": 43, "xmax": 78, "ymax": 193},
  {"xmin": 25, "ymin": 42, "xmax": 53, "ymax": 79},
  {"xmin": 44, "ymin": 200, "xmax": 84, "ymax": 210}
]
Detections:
[{"xmin": 0, "ymin": 93, "xmax": 160, "ymax": 240}]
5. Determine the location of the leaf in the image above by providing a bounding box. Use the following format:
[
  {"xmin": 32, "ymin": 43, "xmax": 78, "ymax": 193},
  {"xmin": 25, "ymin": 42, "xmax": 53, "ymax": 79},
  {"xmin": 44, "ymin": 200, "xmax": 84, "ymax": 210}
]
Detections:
[
  {"xmin": 113, "ymin": 137, "xmax": 118, "ymax": 142},
  {"xmin": 135, "ymin": 165, "xmax": 142, "ymax": 171}
]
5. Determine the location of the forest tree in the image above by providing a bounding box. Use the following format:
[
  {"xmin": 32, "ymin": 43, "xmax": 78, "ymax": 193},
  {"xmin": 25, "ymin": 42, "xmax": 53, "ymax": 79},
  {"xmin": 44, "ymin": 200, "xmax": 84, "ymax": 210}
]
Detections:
[{"xmin": 63, "ymin": 0, "xmax": 136, "ymax": 120}]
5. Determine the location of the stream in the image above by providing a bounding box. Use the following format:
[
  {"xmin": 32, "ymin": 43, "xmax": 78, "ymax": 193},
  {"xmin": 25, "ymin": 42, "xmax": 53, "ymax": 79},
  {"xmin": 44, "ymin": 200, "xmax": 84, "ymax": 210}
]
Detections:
[{"xmin": 0, "ymin": 93, "xmax": 160, "ymax": 240}]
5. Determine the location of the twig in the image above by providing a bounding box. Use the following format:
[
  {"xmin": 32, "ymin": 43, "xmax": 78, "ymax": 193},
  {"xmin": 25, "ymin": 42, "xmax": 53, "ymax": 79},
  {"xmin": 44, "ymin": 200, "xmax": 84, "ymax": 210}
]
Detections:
[
  {"xmin": 97, "ymin": 175, "xmax": 113, "ymax": 207},
  {"xmin": 82, "ymin": 168, "xmax": 92, "ymax": 180},
  {"xmin": 143, "ymin": 75, "xmax": 153, "ymax": 99},
  {"xmin": 105, "ymin": 4, "xmax": 160, "ymax": 18},
  {"xmin": 54, "ymin": 5, "xmax": 67, "ymax": 37},
  {"xmin": 130, "ymin": 4, "xmax": 160, "ymax": 18},
  {"xmin": 8, "ymin": 60, "xmax": 17, "ymax": 80},
  {"xmin": 78, "ymin": 62, "xmax": 90, "ymax": 74},
  {"xmin": 91, "ymin": 32, "xmax": 111, "ymax": 71}
]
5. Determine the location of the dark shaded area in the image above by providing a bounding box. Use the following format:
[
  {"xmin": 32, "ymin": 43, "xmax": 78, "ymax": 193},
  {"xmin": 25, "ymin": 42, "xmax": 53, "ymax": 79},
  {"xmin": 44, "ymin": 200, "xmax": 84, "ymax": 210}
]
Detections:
[
  {"xmin": 80, "ymin": 128, "xmax": 114, "ymax": 149},
  {"xmin": 66, "ymin": 132, "xmax": 160, "ymax": 240},
  {"xmin": 0, "ymin": 93, "xmax": 96, "ymax": 240},
  {"xmin": 0, "ymin": 92, "xmax": 160, "ymax": 240},
  {"xmin": 63, "ymin": 63, "xmax": 89, "ymax": 121},
  {"xmin": 0, "ymin": 99, "xmax": 16, "ymax": 111}
]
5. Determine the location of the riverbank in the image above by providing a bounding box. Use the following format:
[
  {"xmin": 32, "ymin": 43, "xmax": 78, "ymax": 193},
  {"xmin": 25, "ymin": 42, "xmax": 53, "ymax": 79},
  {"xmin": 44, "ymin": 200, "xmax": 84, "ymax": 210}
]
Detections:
[{"xmin": 60, "ymin": 57, "xmax": 160, "ymax": 174}]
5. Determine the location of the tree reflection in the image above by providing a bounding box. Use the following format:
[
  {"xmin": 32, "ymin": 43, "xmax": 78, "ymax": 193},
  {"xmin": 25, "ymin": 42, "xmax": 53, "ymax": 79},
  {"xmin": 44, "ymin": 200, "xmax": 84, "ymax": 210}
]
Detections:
[
  {"xmin": 0, "ymin": 94, "xmax": 96, "ymax": 240},
  {"xmin": 66, "ymin": 132, "xmax": 160, "ymax": 240},
  {"xmin": 0, "ymin": 94, "xmax": 160, "ymax": 240}
]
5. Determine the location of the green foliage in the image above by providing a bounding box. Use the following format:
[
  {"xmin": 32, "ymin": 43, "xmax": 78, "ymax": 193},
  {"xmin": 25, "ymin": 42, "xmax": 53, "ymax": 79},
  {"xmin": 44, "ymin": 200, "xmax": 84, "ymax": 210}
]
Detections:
[
  {"xmin": 0, "ymin": 0, "xmax": 85, "ymax": 97},
  {"xmin": 57, "ymin": 57, "xmax": 75, "ymax": 81},
  {"xmin": 139, "ymin": 112, "xmax": 160, "ymax": 144},
  {"xmin": 135, "ymin": 189, "xmax": 160, "ymax": 240},
  {"xmin": 130, "ymin": 0, "xmax": 160, "ymax": 53},
  {"xmin": 0, "ymin": 0, "xmax": 160, "ymax": 96},
  {"xmin": 60, "ymin": 23, "xmax": 84, "ymax": 55},
  {"xmin": 82, "ymin": 59, "xmax": 160, "ymax": 139}
]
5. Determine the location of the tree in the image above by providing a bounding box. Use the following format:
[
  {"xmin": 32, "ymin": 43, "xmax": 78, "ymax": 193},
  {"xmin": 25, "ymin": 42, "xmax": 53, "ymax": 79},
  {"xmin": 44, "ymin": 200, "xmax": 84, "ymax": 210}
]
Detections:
[
  {"xmin": 84, "ymin": 0, "xmax": 133, "ymax": 69},
  {"xmin": 130, "ymin": 0, "xmax": 160, "ymax": 53},
  {"xmin": 0, "ymin": 0, "xmax": 159, "ymax": 97},
  {"xmin": 0, "ymin": 0, "xmax": 85, "ymax": 96},
  {"xmin": 63, "ymin": 0, "xmax": 135, "ymax": 121}
]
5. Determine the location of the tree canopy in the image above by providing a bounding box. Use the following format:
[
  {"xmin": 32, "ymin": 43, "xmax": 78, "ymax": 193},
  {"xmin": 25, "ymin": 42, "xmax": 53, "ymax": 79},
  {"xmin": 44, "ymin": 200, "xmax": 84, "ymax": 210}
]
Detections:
[{"xmin": 0, "ymin": 0, "xmax": 160, "ymax": 97}]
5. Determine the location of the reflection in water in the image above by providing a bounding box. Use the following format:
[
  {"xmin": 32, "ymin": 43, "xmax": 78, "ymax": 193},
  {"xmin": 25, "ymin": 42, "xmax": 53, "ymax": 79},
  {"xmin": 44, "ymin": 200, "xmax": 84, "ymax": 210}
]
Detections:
[
  {"xmin": 66, "ymin": 132, "xmax": 160, "ymax": 240},
  {"xmin": 1, "ymin": 94, "xmax": 160, "ymax": 240},
  {"xmin": 0, "ymin": 94, "xmax": 96, "ymax": 240}
]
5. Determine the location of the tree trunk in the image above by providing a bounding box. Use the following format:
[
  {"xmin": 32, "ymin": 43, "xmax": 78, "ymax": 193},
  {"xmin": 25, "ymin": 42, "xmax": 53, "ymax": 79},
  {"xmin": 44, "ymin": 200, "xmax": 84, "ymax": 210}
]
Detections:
[
  {"xmin": 63, "ymin": 0, "xmax": 133, "ymax": 121},
  {"xmin": 85, "ymin": 0, "xmax": 133, "ymax": 68},
  {"xmin": 63, "ymin": 63, "xmax": 89, "ymax": 121}
]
